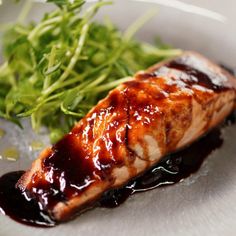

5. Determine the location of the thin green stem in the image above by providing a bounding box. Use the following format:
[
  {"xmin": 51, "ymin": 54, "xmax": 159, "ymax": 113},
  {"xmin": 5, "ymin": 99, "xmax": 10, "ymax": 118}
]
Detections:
[
  {"xmin": 85, "ymin": 76, "xmax": 132, "ymax": 93},
  {"xmin": 42, "ymin": 23, "xmax": 90, "ymax": 96},
  {"xmin": 123, "ymin": 9, "xmax": 157, "ymax": 41},
  {"xmin": 43, "ymin": 45, "xmax": 57, "ymax": 89},
  {"xmin": 142, "ymin": 43, "xmax": 182, "ymax": 57},
  {"xmin": 28, "ymin": 16, "xmax": 62, "ymax": 42},
  {"xmin": 17, "ymin": 0, "xmax": 32, "ymax": 24}
]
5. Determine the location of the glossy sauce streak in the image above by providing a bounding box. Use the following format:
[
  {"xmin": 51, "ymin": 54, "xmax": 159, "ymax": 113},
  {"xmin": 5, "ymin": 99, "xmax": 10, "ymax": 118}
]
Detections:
[
  {"xmin": 28, "ymin": 89, "xmax": 129, "ymax": 211},
  {"xmin": 149, "ymin": 55, "xmax": 233, "ymax": 93},
  {"xmin": 166, "ymin": 59, "xmax": 228, "ymax": 91},
  {"xmin": 0, "ymin": 63, "xmax": 235, "ymax": 227},
  {"xmin": 100, "ymin": 110, "xmax": 235, "ymax": 208},
  {"xmin": 99, "ymin": 127, "xmax": 223, "ymax": 207},
  {"xmin": 0, "ymin": 171, "xmax": 56, "ymax": 227}
]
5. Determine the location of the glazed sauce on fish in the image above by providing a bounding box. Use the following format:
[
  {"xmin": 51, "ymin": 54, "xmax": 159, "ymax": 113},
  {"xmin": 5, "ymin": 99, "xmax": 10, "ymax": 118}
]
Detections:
[
  {"xmin": 166, "ymin": 60, "xmax": 229, "ymax": 91},
  {"xmin": 0, "ymin": 171, "xmax": 56, "ymax": 227},
  {"xmin": 99, "ymin": 127, "xmax": 224, "ymax": 207},
  {"xmin": 0, "ymin": 62, "xmax": 235, "ymax": 227}
]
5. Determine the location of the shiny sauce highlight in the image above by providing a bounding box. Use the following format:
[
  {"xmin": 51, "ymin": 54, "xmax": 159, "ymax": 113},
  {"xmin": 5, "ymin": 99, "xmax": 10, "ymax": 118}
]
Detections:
[{"xmin": 0, "ymin": 171, "xmax": 56, "ymax": 227}]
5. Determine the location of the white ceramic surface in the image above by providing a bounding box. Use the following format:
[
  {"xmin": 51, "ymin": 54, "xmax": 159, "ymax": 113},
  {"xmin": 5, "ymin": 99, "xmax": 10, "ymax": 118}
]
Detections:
[{"xmin": 0, "ymin": 0, "xmax": 236, "ymax": 235}]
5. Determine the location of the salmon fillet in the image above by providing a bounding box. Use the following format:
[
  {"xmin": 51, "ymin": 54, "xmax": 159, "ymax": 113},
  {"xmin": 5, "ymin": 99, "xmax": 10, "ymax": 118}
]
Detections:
[{"xmin": 17, "ymin": 51, "xmax": 236, "ymax": 222}]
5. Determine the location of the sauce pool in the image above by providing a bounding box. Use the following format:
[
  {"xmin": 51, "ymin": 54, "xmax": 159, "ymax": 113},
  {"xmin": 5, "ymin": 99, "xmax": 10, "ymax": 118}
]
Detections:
[{"xmin": 0, "ymin": 171, "xmax": 56, "ymax": 227}]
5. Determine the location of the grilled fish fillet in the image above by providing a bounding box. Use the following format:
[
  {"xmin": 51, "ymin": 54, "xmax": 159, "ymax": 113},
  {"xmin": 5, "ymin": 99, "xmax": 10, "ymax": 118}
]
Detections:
[{"xmin": 17, "ymin": 51, "xmax": 236, "ymax": 222}]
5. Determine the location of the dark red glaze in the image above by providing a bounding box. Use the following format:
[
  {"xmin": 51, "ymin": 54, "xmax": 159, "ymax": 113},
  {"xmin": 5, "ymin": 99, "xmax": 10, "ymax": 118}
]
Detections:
[
  {"xmin": 99, "ymin": 127, "xmax": 224, "ymax": 208},
  {"xmin": 0, "ymin": 171, "xmax": 56, "ymax": 227},
  {"xmin": 150, "ymin": 55, "xmax": 232, "ymax": 92},
  {"xmin": 166, "ymin": 61, "xmax": 227, "ymax": 92},
  {"xmin": 23, "ymin": 89, "xmax": 130, "ymax": 212}
]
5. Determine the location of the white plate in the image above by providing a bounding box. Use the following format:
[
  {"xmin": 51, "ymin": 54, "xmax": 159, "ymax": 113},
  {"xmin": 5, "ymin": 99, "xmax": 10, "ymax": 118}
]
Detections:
[{"xmin": 0, "ymin": 0, "xmax": 236, "ymax": 235}]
